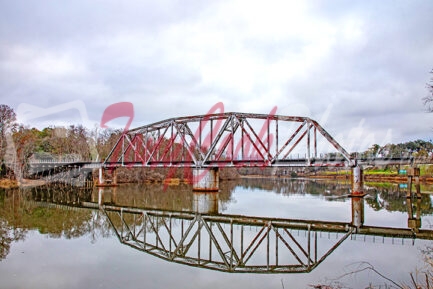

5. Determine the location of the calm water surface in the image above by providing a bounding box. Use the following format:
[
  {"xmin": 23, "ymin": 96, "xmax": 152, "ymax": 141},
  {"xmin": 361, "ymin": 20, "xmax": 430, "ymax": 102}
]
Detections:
[{"xmin": 1, "ymin": 178, "xmax": 433, "ymax": 288}]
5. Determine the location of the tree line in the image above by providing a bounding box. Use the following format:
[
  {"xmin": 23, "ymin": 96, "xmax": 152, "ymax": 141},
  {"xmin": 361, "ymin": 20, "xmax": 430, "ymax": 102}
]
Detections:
[
  {"xmin": 358, "ymin": 140, "xmax": 433, "ymax": 158},
  {"xmin": 0, "ymin": 104, "xmax": 123, "ymax": 178}
]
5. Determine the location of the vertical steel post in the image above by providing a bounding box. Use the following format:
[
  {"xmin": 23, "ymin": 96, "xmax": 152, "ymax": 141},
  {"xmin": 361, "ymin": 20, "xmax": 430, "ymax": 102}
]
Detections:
[
  {"xmin": 169, "ymin": 215, "xmax": 172, "ymax": 254},
  {"xmin": 267, "ymin": 117, "xmax": 270, "ymax": 156},
  {"xmin": 143, "ymin": 213, "xmax": 147, "ymax": 250},
  {"xmin": 314, "ymin": 126, "xmax": 317, "ymax": 158},
  {"xmin": 266, "ymin": 225, "xmax": 270, "ymax": 270},
  {"xmin": 307, "ymin": 122, "xmax": 311, "ymax": 164},
  {"xmin": 314, "ymin": 231, "xmax": 317, "ymax": 263},
  {"xmin": 210, "ymin": 119, "xmax": 213, "ymax": 155},
  {"xmin": 98, "ymin": 187, "xmax": 104, "ymax": 206},
  {"xmin": 198, "ymin": 219, "xmax": 201, "ymax": 264},
  {"xmin": 241, "ymin": 120, "xmax": 244, "ymax": 160},
  {"xmin": 230, "ymin": 220, "xmax": 233, "ymax": 269},
  {"xmin": 275, "ymin": 119, "xmax": 279, "ymax": 158},
  {"xmin": 209, "ymin": 222, "xmax": 212, "ymax": 261},
  {"xmin": 307, "ymin": 224, "xmax": 311, "ymax": 268},
  {"xmin": 157, "ymin": 129, "xmax": 160, "ymax": 161},
  {"xmin": 144, "ymin": 130, "xmax": 148, "ymax": 164},
  {"xmin": 170, "ymin": 122, "xmax": 174, "ymax": 164},
  {"xmin": 275, "ymin": 227, "xmax": 279, "ymax": 266},
  {"xmin": 351, "ymin": 166, "xmax": 364, "ymax": 195},
  {"xmin": 199, "ymin": 118, "xmax": 202, "ymax": 150},
  {"xmin": 351, "ymin": 195, "xmax": 365, "ymax": 229},
  {"xmin": 98, "ymin": 167, "xmax": 104, "ymax": 185},
  {"xmin": 240, "ymin": 225, "xmax": 244, "ymax": 264},
  {"xmin": 231, "ymin": 117, "xmax": 234, "ymax": 163},
  {"xmin": 121, "ymin": 136, "xmax": 125, "ymax": 165}
]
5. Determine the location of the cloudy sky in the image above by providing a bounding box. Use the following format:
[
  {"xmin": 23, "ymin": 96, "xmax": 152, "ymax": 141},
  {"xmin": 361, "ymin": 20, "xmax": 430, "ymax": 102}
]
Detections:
[{"xmin": 1, "ymin": 0, "xmax": 433, "ymax": 152}]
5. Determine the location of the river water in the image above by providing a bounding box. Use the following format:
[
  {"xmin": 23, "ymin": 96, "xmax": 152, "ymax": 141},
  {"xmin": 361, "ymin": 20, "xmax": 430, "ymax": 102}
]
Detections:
[{"xmin": 1, "ymin": 178, "xmax": 433, "ymax": 288}]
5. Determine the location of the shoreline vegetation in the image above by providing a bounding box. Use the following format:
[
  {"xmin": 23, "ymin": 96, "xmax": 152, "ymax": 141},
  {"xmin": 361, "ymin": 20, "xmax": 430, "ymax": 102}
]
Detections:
[{"xmin": 2, "ymin": 165, "xmax": 433, "ymax": 189}]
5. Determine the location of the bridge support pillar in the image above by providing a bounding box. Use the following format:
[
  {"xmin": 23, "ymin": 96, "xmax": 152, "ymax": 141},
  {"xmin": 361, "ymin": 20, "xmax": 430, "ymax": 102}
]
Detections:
[
  {"xmin": 192, "ymin": 168, "xmax": 219, "ymax": 192},
  {"xmin": 97, "ymin": 167, "xmax": 118, "ymax": 187},
  {"xmin": 406, "ymin": 195, "xmax": 421, "ymax": 232},
  {"xmin": 98, "ymin": 188, "xmax": 104, "ymax": 206},
  {"xmin": 351, "ymin": 166, "xmax": 364, "ymax": 196},
  {"xmin": 193, "ymin": 191, "xmax": 219, "ymax": 214},
  {"xmin": 351, "ymin": 194, "xmax": 364, "ymax": 229},
  {"xmin": 406, "ymin": 167, "xmax": 421, "ymax": 198},
  {"xmin": 98, "ymin": 167, "xmax": 104, "ymax": 185}
]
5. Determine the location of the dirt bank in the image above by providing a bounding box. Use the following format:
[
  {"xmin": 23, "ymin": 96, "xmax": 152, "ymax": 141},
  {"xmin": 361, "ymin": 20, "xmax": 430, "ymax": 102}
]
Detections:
[{"xmin": 0, "ymin": 178, "xmax": 47, "ymax": 189}]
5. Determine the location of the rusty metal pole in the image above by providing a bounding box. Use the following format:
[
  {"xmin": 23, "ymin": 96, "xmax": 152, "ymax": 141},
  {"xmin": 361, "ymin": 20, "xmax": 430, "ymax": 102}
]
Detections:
[
  {"xmin": 351, "ymin": 166, "xmax": 364, "ymax": 195},
  {"xmin": 351, "ymin": 195, "xmax": 364, "ymax": 229}
]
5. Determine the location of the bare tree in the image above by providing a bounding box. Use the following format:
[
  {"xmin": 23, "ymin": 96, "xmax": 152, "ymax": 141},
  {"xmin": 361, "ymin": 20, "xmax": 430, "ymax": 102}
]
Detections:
[
  {"xmin": 0, "ymin": 104, "xmax": 17, "ymax": 162},
  {"xmin": 423, "ymin": 69, "xmax": 433, "ymax": 112}
]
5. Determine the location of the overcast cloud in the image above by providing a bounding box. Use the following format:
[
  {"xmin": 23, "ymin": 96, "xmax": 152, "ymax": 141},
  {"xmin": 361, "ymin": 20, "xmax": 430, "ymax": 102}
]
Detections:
[{"xmin": 1, "ymin": 0, "xmax": 432, "ymax": 152}]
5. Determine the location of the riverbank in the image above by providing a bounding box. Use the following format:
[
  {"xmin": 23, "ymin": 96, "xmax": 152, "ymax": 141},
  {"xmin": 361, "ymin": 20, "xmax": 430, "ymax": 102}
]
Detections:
[
  {"xmin": 304, "ymin": 173, "xmax": 433, "ymax": 184},
  {"xmin": 0, "ymin": 179, "xmax": 18, "ymax": 188},
  {"xmin": 0, "ymin": 178, "xmax": 47, "ymax": 189}
]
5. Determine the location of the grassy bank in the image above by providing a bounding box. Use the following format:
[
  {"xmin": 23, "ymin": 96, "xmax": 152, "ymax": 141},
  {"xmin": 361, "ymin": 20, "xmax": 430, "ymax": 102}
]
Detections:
[{"xmin": 308, "ymin": 164, "xmax": 433, "ymax": 183}]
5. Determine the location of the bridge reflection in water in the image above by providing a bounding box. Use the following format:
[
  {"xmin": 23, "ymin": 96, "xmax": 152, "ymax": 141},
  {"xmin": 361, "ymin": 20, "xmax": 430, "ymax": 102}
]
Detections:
[
  {"xmin": 91, "ymin": 186, "xmax": 429, "ymax": 274},
  {"xmin": 25, "ymin": 183, "xmax": 433, "ymax": 274},
  {"xmin": 102, "ymin": 204, "xmax": 352, "ymax": 273}
]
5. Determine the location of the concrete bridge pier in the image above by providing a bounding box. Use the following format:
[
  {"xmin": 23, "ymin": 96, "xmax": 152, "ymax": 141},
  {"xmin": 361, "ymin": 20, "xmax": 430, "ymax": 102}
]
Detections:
[
  {"xmin": 351, "ymin": 166, "xmax": 364, "ymax": 196},
  {"xmin": 193, "ymin": 191, "xmax": 219, "ymax": 214},
  {"xmin": 97, "ymin": 167, "xmax": 118, "ymax": 187},
  {"xmin": 406, "ymin": 167, "xmax": 421, "ymax": 198},
  {"xmin": 192, "ymin": 168, "xmax": 219, "ymax": 192},
  {"xmin": 406, "ymin": 195, "xmax": 421, "ymax": 232}
]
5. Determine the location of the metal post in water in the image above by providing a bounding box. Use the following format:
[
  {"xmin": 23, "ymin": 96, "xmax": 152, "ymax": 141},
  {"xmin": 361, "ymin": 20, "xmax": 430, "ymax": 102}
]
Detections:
[
  {"xmin": 406, "ymin": 195, "xmax": 421, "ymax": 233},
  {"xmin": 406, "ymin": 167, "xmax": 420, "ymax": 198},
  {"xmin": 98, "ymin": 187, "xmax": 104, "ymax": 206},
  {"xmin": 351, "ymin": 195, "xmax": 364, "ymax": 229},
  {"xmin": 351, "ymin": 166, "xmax": 364, "ymax": 195},
  {"xmin": 193, "ymin": 191, "xmax": 219, "ymax": 214},
  {"xmin": 98, "ymin": 167, "xmax": 104, "ymax": 186}
]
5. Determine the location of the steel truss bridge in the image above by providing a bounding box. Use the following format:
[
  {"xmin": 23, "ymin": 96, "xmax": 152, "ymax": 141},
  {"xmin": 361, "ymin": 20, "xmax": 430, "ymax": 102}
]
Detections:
[
  {"xmin": 27, "ymin": 112, "xmax": 429, "ymax": 179},
  {"xmin": 103, "ymin": 112, "xmax": 374, "ymax": 168},
  {"xmin": 25, "ymin": 112, "xmax": 431, "ymax": 191}
]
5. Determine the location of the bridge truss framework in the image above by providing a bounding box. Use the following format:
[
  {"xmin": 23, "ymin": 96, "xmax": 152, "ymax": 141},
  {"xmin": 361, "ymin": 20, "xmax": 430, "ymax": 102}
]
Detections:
[{"xmin": 103, "ymin": 113, "xmax": 356, "ymax": 168}]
